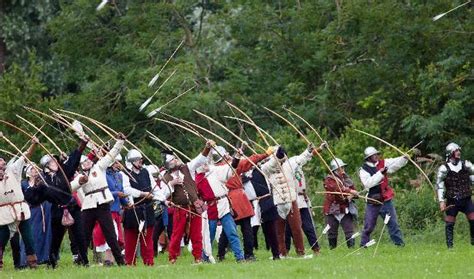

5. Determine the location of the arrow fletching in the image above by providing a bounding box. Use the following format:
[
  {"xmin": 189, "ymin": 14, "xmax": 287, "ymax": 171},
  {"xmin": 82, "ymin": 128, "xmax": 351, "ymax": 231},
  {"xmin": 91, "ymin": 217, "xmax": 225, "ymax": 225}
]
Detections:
[
  {"xmin": 139, "ymin": 97, "xmax": 153, "ymax": 112},
  {"xmin": 148, "ymin": 73, "xmax": 160, "ymax": 87},
  {"xmin": 384, "ymin": 214, "xmax": 391, "ymax": 224},
  {"xmin": 147, "ymin": 106, "xmax": 162, "ymax": 118},
  {"xmin": 365, "ymin": 239, "xmax": 376, "ymax": 247},
  {"xmin": 432, "ymin": 13, "xmax": 446, "ymax": 21},
  {"xmin": 138, "ymin": 220, "xmax": 145, "ymax": 233},
  {"xmin": 322, "ymin": 224, "xmax": 331, "ymax": 234},
  {"xmin": 351, "ymin": 232, "xmax": 361, "ymax": 239},
  {"xmin": 96, "ymin": 0, "xmax": 108, "ymax": 11}
]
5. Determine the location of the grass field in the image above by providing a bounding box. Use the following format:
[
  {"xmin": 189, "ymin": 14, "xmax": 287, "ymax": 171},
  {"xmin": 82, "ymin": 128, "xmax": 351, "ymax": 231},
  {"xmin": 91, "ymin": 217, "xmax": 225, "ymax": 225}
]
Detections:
[{"xmin": 1, "ymin": 231, "xmax": 473, "ymax": 279}]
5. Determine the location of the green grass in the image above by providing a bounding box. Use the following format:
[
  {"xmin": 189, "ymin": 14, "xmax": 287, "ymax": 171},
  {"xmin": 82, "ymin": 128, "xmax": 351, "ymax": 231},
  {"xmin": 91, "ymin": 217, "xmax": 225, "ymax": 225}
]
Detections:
[{"xmin": 1, "ymin": 233, "xmax": 473, "ymax": 279}]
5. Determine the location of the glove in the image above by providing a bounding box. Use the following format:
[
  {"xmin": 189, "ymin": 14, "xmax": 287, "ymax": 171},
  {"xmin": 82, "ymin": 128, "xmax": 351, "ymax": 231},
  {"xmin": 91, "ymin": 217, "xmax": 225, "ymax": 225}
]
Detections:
[
  {"xmin": 265, "ymin": 146, "xmax": 275, "ymax": 156},
  {"xmin": 78, "ymin": 175, "xmax": 89, "ymax": 185},
  {"xmin": 319, "ymin": 141, "xmax": 328, "ymax": 150},
  {"xmin": 116, "ymin": 132, "xmax": 126, "ymax": 140},
  {"xmin": 206, "ymin": 139, "xmax": 216, "ymax": 148},
  {"xmin": 307, "ymin": 143, "xmax": 315, "ymax": 153},
  {"xmin": 381, "ymin": 167, "xmax": 388, "ymax": 175}
]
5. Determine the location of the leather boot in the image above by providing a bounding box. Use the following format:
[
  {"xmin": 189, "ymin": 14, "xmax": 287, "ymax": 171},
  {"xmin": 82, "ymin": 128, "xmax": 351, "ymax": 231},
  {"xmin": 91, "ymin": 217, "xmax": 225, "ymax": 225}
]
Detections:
[
  {"xmin": 445, "ymin": 222, "xmax": 455, "ymax": 249},
  {"xmin": 347, "ymin": 238, "xmax": 355, "ymax": 248},
  {"xmin": 26, "ymin": 254, "xmax": 38, "ymax": 269},
  {"xmin": 328, "ymin": 238, "xmax": 337, "ymax": 250}
]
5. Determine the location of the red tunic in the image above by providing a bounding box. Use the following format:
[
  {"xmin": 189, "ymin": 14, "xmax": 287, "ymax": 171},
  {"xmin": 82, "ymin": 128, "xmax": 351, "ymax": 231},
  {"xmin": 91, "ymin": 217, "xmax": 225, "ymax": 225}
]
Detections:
[
  {"xmin": 195, "ymin": 172, "xmax": 218, "ymax": 220},
  {"xmin": 376, "ymin": 160, "xmax": 395, "ymax": 202},
  {"xmin": 323, "ymin": 174, "xmax": 355, "ymax": 215},
  {"xmin": 225, "ymin": 154, "xmax": 269, "ymax": 221}
]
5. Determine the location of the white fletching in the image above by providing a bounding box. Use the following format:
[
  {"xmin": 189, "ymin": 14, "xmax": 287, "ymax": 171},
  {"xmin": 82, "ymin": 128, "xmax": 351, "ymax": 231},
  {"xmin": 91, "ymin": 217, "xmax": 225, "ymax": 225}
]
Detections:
[
  {"xmin": 72, "ymin": 120, "xmax": 87, "ymax": 139},
  {"xmin": 366, "ymin": 239, "xmax": 376, "ymax": 247},
  {"xmin": 148, "ymin": 73, "xmax": 160, "ymax": 87},
  {"xmin": 96, "ymin": 0, "xmax": 108, "ymax": 11},
  {"xmin": 432, "ymin": 1, "xmax": 471, "ymax": 21},
  {"xmin": 72, "ymin": 120, "xmax": 84, "ymax": 134},
  {"xmin": 322, "ymin": 224, "xmax": 331, "ymax": 234},
  {"xmin": 139, "ymin": 97, "xmax": 153, "ymax": 112},
  {"xmin": 147, "ymin": 106, "xmax": 162, "ymax": 118},
  {"xmin": 351, "ymin": 232, "xmax": 361, "ymax": 239},
  {"xmin": 384, "ymin": 214, "xmax": 391, "ymax": 224},
  {"xmin": 138, "ymin": 220, "xmax": 145, "ymax": 233},
  {"xmin": 432, "ymin": 13, "xmax": 446, "ymax": 21}
]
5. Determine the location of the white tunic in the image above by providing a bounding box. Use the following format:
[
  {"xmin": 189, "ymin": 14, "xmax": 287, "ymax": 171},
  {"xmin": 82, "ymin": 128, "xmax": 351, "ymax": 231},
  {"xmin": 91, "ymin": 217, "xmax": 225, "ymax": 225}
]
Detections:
[
  {"xmin": 0, "ymin": 156, "xmax": 31, "ymax": 225},
  {"xmin": 205, "ymin": 163, "xmax": 234, "ymax": 219},
  {"xmin": 261, "ymin": 149, "xmax": 313, "ymax": 218},
  {"xmin": 71, "ymin": 140, "xmax": 124, "ymax": 210}
]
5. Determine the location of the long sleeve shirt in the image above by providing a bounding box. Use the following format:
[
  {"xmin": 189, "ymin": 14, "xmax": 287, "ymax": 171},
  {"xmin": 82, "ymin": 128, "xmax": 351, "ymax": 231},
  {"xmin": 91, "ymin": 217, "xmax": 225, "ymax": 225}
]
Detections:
[
  {"xmin": 359, "ymin": 156, "xmax": 408, "ymax": 190},
  {"xmin": 106, "ymin": 169, "xmax": 129, "ymax": 212},
  {"xmin": 0, "ymin": 156, "xmax": 30, "ymax": 225},
  {"xmin": 71, "ymin": 140, "xmax": 124, "ymax": 210},
  {"xmin": 261, "ymin": 149, "xmax": 313, "ymax": 205},
  {"xmin": 123, "ymin": 168, "xmax": 168, "ymax": 204}
]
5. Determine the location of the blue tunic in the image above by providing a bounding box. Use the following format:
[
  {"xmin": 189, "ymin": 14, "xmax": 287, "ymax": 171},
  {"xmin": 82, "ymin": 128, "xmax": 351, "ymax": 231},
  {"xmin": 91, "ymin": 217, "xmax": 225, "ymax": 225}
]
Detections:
[{"xmin": 20, "ymin": 180, "xmax": 52, "ymax": 265}]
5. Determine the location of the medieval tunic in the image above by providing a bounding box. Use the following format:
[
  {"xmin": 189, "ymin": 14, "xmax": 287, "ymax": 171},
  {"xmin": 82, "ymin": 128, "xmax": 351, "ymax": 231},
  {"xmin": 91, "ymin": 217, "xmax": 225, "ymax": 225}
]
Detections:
[
  {"xmin": 0, "ymin": 157, "xmax": 30, "ymax": 226},
  {"xmin": 359, "ymin": 156, "xmax": 408, "ymax": 247},
  {"xmin": 160, "ymin": 153, "xmax": 207, "ymax": 262},
  {"xmin": 323, "ymin": 174, "xmax": 357, "ymax": 248},
  {"xmin": 71, "ymin": 139, "xmax": 125, "ymax": 266},
  {"xmin": 260, "ymin": 149, "xmax": 313, "ymax": 256},
  {"xmin": 359, "ymin": 157, "xmax": 407, "ymax": 203},
  {"xmin": 217, "ymin": 154, "xmax": 268, "ymax": 260},
  {"xmin": 205, "ymin": 164, "xmax": 235, "ymax": 219},
  {"xmin": 121, "ymin": 165, "xmax": 165, "ymax": 266},
  {"xmin": 261, "ymin": 149, "xmax": 313, "ymax": 218},
  {"xmin": 0, "ymin": 156, "xmax": 37, "ymax": 262},
  {"xmin": 225, "ymin": 154, "xmax": 268, "ymax": 221},
  {"xmin": 21, "ymin": 179, "xmax": 52, "ymax": 264}
]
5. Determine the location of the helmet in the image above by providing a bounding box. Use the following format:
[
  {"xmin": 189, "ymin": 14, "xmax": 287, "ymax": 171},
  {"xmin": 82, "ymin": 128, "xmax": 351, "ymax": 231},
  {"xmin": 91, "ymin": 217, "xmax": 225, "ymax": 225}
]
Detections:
[
  {"xmin": 330, "ymin": 158, "xmax": 347, "ymax": 171},
  {"xmin": 364, "ymin": 146, "xmax": 379, "ymax": 159},
  {"xmin": 127, "ymin": 149, "xmax": 143, "ymax": 162},
  {"xmin": 108, "ymin": 154, "xmax": 123, "ymax": 168},
  {"xmin": 445, "ymin": 142, "xmax": 461, "ymax": 158},
  {"xmin": 211, "ymin": 146, "xmax": 228, "ymax": 164},
  {"xmin": 40, "ymin": 155, "xmax": 53, "ymax": 167},
  {"xmin": 80, "ymin": 155, "xmax": 89, "ymax": 164},
  {"xmin": 161, "ymin": 149, "xmax": 178, "ymax": 170},
  {"xmin": 25, "ymin": 164, "xmax": 37, "ymax": 177}
]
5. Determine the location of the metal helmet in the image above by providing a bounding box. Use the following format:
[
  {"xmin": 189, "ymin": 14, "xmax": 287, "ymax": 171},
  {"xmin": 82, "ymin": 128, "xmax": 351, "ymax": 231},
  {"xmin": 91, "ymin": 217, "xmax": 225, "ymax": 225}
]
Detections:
[
  {"xmin": 330, "ymin": 158, "xmax": 347, "ymax": 171},
  {"xmin": 161, "ymin": 150, "xmax": 178, "ymax": 170},
  {"xmin": 40, "ymin": 155, "xmax": 53, "ymax": 167},
  {"xmin": 25, "ymin": 164, "xmax": 37, "ymax": 178},
  {"xmin": 127, "ymin": 149, "xmax": 143, "ymax": 162},
  {"xmin": 445, "ymin": 142, "xmax": 461, "ymax": 158},
  {"xmin": 115, "ymin": 154, "xmax": 123, "ymax": 162},
  {"xmin": 211, "ymin": 146, "xmax": 228, "ymax": 164},
  {"xmin": 364, "ymin": 146, "xmax": 379, "ymax": 159},
  {"xmin": 108, "ymin": 154, "xmax": 123, "ymax": 168}
]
